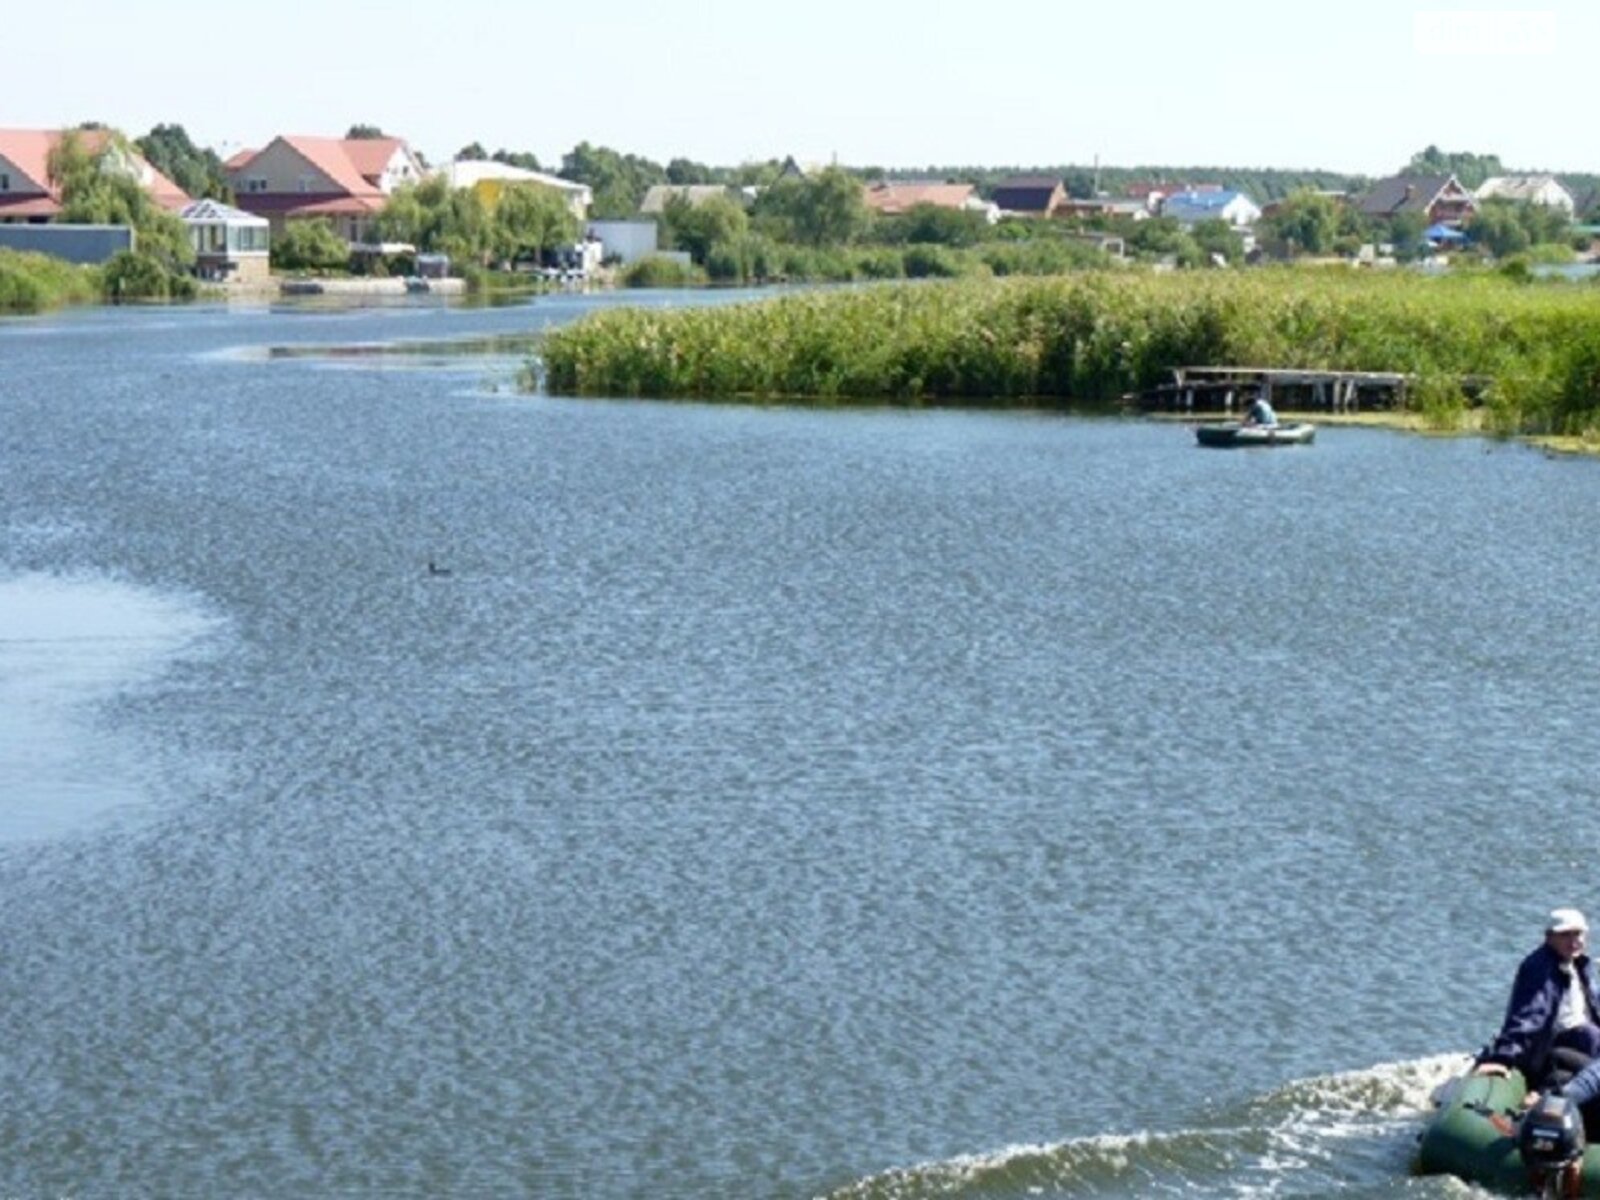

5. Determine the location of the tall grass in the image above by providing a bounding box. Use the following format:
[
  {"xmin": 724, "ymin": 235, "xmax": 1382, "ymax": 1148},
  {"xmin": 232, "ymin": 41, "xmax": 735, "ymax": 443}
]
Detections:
[
  {"xmin": 538, "ymin": 270, "xmax": 1600, "ymax": 432},
  {"xmin": 0, "ymin": 247, "xmax": 100, "ymax": 312}
]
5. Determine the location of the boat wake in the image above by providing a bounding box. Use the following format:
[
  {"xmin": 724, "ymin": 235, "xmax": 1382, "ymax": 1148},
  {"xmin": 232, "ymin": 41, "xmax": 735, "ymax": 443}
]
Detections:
[{"xmin": 815, "ymin": 1055, "xmax": 1473, "ymax": 1199}]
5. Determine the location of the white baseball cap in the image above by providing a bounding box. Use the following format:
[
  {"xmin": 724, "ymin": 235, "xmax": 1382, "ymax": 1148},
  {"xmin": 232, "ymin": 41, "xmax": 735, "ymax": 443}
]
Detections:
[{"xmin": 1548, "ymin": 908, "xmax": 1589, "ymax": 934}]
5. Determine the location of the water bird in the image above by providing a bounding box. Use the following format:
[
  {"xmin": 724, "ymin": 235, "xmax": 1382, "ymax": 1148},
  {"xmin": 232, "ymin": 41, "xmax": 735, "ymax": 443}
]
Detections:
[{"xmin": 427, "ymin": 560, "xmax": 452, "ymax": 577}]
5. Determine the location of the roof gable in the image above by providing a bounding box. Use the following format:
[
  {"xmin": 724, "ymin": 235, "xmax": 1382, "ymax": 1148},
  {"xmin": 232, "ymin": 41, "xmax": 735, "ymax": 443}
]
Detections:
[
  {"xmin": 1358, "ymin": 174, "xmax": 1467, "ymax": 216},
  {"xmin": 0, "ymin": 129, "xmax": 58, "ymax": 191},
  {"xmin": 0, "ymin": 127, "xmax": 189, "ymax": 211},
  {"xmin": 341, "ymin": 137, "xmax": 413, "ymax": 183},
  {"xmin": 992, "ymin": 177, "xmax": 1063, "ymax": 212},
  {"xmin": 639, "ymin": 184, "xmax": 739, "ymax": 213},
  {"xmin": 863, "ymin": 181, "xmax": 976, "ymax": 214},
  {"xmin": 1476, "ymin": 174, "xmax": 1574, "ymax": 205},
  {"xmin": 280, "ymin": 136, "xmax": 382, "ymax": 196},
  {"xmin": 230, "ymin": 135, "xmax": 393, "ymax": 199}
]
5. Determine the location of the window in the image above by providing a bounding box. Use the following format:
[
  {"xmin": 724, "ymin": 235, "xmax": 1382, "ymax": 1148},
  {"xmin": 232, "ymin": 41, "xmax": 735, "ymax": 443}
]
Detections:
[{"xmin": 0, "ymin": 173, "xmax": 8, "ymax": 192}]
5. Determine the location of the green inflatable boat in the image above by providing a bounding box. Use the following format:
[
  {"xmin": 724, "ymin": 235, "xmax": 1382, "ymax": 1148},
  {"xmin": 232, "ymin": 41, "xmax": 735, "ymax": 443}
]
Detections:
[{"xmin": 1417, "ymin": 1070, "xmax": 1597, "ymax": 1195}]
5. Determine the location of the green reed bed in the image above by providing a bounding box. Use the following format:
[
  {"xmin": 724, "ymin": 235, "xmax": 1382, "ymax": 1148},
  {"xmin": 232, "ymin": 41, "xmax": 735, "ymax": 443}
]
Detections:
[
  {"xmin": 536, "ymin": 271, "xmax": 1600, "ymax": 434},
  {"xmin": 0, "ymin": 247, "xmax": 101, "ymax": 312}
]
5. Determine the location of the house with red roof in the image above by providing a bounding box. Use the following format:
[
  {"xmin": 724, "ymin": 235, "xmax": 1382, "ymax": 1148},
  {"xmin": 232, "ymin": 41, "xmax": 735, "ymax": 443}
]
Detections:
[
  {"xmin": 0, "ymin": 128, "xmax": 189, "ymax": 223},
  {"xmin": 225, "ymin": 135, "xmax": 424, "ymax": 242}
]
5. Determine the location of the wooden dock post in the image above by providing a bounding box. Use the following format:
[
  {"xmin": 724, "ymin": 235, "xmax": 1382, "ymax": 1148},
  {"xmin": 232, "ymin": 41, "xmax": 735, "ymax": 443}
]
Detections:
[{"xmin": 1134, "ymin": 366, "xmax": 1414, "ymax": 414}]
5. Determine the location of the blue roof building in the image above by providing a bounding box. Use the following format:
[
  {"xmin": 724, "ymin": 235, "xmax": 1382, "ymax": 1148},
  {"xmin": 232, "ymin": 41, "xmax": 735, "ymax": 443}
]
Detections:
[{"xmin": 1161, "ymin": 190, "xmax": 1262, "ymax": 228}]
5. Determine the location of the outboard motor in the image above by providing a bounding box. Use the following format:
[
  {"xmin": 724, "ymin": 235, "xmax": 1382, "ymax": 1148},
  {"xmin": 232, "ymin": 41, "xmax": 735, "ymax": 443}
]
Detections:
[{"xmin": 1520, "ymin": 1092, "xmax": 1586, "ymax": 1195}]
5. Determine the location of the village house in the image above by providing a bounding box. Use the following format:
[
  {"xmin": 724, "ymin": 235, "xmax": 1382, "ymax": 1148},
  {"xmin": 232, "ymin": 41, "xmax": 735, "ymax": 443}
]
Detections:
[
  {"xmin": 1474, "ymin": 174, "xmax": 1576, "ymax": 214},
  {"xmin": 0, "ymin": 127, "xmax": 188, "ymax": 223},
  {"xmin": 862, "ymin": 180, "xmax": 998, "ymax": 223},
  {"xmin": 1160, "ymin": 189, "xmax": 1262, "ymax": 228},
  {"xmin": 1355, "ymin": 173, "xmax": 1476, "ymax": 226},
  {"xmin": 1126, "ymin": 181, "xmax": 1222, "ymax": 205},
  {"xmin": 225, "ymin": 134, "xmax": 425, "ymax": 242},
  {"xmin": 990, "ymin": 175, "xmax": 1067, "ymax": 218}
]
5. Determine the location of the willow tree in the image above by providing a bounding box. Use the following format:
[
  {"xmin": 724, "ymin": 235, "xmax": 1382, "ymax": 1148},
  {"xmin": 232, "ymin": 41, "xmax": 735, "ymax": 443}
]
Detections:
[
  {"xmin": 371, "ymin": 176, "xmax": 496, "ymax": 265},
  {"xmin": 47, "ymin": 130, "xmax": 193, "ymax": 270},
  {"xmin": 492, "ymin": 184, "xmax": 580, "ymax": 263}
]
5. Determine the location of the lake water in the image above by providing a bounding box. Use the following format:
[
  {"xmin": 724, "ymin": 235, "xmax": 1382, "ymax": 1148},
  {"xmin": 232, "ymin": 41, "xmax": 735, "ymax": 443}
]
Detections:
[{"xmin": 3, "ymin": 288, "xmax": 1599, "ymax": 1198}]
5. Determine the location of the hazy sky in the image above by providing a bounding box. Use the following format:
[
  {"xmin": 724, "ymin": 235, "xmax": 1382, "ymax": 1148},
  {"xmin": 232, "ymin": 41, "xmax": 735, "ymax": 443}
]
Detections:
[{"xmin": 7, "ymin": 1, "xmax": 1587, "ymax": 177}]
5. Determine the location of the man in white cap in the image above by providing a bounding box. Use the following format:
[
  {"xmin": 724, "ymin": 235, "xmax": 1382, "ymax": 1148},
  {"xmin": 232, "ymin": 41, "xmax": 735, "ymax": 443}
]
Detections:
[{"xmin": 1474, "ymin": 908, "xmax": 1600, "ymax": 1087}]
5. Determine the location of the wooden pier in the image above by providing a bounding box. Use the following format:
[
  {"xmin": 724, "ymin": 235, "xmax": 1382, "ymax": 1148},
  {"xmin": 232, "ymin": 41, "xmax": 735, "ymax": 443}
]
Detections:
[{"xmin": 1135, "ymin": 366, "xmax": 1411, "ymax": 414}]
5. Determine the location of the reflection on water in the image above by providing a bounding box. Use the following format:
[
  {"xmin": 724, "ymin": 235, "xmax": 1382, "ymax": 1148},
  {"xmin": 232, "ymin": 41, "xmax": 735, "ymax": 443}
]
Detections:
[{"xmin": 0, "ymin": 572, "xmax": 219, "ymax": 840}]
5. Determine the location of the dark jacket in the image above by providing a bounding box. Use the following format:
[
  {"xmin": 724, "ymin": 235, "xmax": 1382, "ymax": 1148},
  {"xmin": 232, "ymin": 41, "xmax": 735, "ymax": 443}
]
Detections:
[{"xmin": 1478, "ymin": 944, "xmax": 1600, "ymax": 1083}]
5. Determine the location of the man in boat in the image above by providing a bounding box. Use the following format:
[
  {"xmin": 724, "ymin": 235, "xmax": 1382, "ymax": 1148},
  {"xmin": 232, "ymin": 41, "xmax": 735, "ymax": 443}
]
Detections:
[
  {"xmin": 1242, "ymin": 391, "xmax": 1278, "ymax": 427},
  {"xmin": 1473, "ymin": 908, "xmax": 1600, "ymax": 1088}
]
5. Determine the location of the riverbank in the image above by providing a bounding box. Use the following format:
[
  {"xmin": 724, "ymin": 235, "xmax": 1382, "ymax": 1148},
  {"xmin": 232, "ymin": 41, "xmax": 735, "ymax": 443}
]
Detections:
[{"xmin": 535, "ymin": 270, "xmax": 1600, "ymax": 437}]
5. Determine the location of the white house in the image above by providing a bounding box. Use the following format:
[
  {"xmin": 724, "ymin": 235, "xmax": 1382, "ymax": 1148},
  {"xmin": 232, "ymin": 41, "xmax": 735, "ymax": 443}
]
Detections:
[
  {"xmin": 586, "ymin": 219, "xmax": 657, "ymax": 265},
  {"xmin": 1161, "ymin": 189, "xmax": 1262, "ymax": 229},
  {"xmin": 1475, "ymin": 175, "xmax": 1576, "ymax": 215}
]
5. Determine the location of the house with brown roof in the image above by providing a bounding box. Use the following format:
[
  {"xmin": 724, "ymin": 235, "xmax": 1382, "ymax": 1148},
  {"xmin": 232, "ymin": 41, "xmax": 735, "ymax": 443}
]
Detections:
[
  {"xmin": 863, "ymin": 180, "xmax": 997, "ymax": 222},
  {"xmin": 991, "ymin": 175, "xmax": 1067, "ymax": 218},
  {"xmin": 0, "ymin": 128, "xmax": 188, "ymax": 223},
  {"xmin": 1356, "ymin": 174, "xmax": 1476, "ymax": 225},
  {"xmin": 225, "ymin": 135, "xmax": 425, "ymax": 242}
]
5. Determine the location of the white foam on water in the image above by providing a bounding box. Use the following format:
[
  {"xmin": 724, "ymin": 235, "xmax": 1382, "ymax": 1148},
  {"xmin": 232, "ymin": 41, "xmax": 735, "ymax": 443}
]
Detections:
[
  {"xmin": 818, "ymin": 1056, "xmax": 1477, "ymax": 1199},
  {"xmin": 0, "ymin": 571, "xmax": 223, "ymax": 840}
]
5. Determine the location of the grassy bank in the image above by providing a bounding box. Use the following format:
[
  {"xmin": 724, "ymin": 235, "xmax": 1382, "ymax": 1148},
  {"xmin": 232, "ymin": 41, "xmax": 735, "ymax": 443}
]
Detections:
[
  {"xmin": 536, "ymin": 270, "xmax": 1600, "ymax": 435},
  {"xmin": 0, "ymin": 247, "xmax": 101, "ymax": 312},
  {"xmin": 0, "ymin": 247, "xmax": 203, "ymax": 311}
]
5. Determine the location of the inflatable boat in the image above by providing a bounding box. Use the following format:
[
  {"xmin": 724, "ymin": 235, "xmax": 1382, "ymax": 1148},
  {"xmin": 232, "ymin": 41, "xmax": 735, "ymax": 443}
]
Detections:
[
  {"xmin": 1194, "ymin": 422, "xmax": 1316, "ymax": 448},
  {"xmin": 1416, "ymin": 1069, "xmax": 1600, "ymax": 1195}
]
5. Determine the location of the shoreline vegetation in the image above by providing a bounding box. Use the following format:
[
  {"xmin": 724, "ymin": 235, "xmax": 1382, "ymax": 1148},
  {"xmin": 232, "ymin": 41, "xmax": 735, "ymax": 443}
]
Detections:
[
  {"xmin": 534, "ymin": 271, "xmax": 1600, "ymax": 443},
  {"xmin": 0, "ymin": 247, "xmax": 104, "ymax": 311}
]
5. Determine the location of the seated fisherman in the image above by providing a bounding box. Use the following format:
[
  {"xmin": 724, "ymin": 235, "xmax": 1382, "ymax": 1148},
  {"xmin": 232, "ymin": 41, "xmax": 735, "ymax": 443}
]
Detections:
[
  {"xmin": 1474, "ymin": 908, "xmax": 1600, "ymax": 1088},
  {"xmin": 1242, "ymin": 392, "xmax": 1278, "ymax": 427}
]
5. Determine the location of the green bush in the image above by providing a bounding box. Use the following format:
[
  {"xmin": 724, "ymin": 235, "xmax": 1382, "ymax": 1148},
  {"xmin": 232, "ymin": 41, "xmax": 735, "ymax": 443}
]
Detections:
[
  {"xmin": 271, "ymin": 219, "xmax": 351, "ymax": 272},
  {"xmin": 976, "ymin": 239, "xmax": 1105, "ymax": 276},
  {"xmin": 0, "ymin": 247, "xmax": 99, "ymax": 311},
  {"xmin": 705, "ymin": 234, "xmax": 782, "ymax": 283},
  {"xmin": 851, "ymin": 247, "xmax": 905, "ymax": 280},
  {"xmin": 901, "ymin": 244, "xmax": 966, "ymax": 278},
  {"xmin": 620, "ymin": 255, "xmax": 705, "ymax": 288},
  {"xmin": 101, "ymin": 250, "xmax": 194, "ymax": 302}
]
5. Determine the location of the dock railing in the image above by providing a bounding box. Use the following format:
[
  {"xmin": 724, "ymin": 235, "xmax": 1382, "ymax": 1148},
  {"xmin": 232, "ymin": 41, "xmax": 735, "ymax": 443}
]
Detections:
[{"xmin": 1135, "ymin": 366, "xmax": 1412, "ymax": 414}]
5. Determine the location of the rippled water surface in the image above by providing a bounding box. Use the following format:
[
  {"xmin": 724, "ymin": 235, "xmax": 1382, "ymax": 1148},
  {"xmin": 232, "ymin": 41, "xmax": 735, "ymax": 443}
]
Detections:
[{"xmin": 3, "ymin": 291, "xmax": 1599, "ymax": 1198}]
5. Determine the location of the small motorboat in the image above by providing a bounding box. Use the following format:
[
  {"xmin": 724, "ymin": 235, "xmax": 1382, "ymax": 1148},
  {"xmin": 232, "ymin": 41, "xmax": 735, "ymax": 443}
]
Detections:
[
  {"xmin": 1415, "ymin": 1068, "xmax": 1600, "ymax": 1195},
  {"xmin": 1194, "ymin": 421, "xmax": 1316, "ymax": 448}
]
